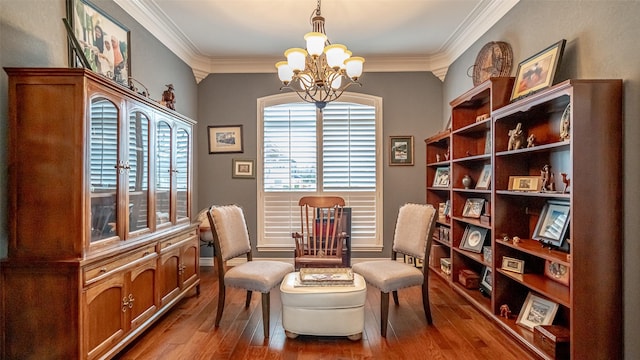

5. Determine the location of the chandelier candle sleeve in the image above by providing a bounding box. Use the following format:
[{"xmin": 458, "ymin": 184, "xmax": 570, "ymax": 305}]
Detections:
[{"xmin": 275, "ymin": 0, "xmax": 365, "ymax": 109}]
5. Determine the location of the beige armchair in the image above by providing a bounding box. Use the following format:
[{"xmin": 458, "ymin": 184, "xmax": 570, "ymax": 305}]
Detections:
[
  {"xmin": 352, "ymin": 203, "xmax": 437, "ymax": 337},
  {"xmin": 207, "ymin": 205, "xmax": 294, "ymax": 338}
]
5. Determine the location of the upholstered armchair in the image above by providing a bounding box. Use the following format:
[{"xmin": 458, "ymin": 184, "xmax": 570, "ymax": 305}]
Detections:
[
  {"xmin": 207, "ymin": 205, "xmax": 294, "ymax": 338},
  {"xmin": 352, "ymin": 203, "xmax": 437, "ymax": 337}
]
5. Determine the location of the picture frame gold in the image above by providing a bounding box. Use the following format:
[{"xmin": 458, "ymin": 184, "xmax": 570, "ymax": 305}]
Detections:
[
  {"xmin": 208, "ymin": 125, "xmax": 244, "ymax": 154},
  {"xmin": 516, "ymin": 292, "xmax": 559, "ymax": 331},
  {"xmin": 508, "ymin": 176, "xmax": 542, "ymax": 192},
  {"xmin": 232, "ymin": 159, "xmax": 255, "ymax": 179},
  {"xmin": 510, "ymin": 39, "xmax": 566, "ymax": 101},
  {"xmin": 389, "ymin": 136, "xmax": 414, "ymax": 166}
]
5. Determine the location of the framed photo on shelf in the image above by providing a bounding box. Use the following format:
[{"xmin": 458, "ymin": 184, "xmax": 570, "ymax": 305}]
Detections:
[
  {"xmin": 501, "ymin": 256, "xmax": 525, "ymax": 274},
  {"xmin": 480, "ymin": 266, "xmax": 492, "ymax": 293},
  {"xmin": 433, "ymin": 167, "xmax": 450, "ymax": 187},
  {"xmin": 510, "ymin": 39, "xmax": 566, "ymax": 101},
  {"xmin": 389, "ymin": 136, "xmax": 414, "ymax": 166},
  {"xmin": 66, "ymin": 0, "xmax": 131, "ymax": 87},
  {"xmin": 544, "ymin": 260, "xmax": 570, "ymax": 286},
  {"xmin": 483, "ymin": 130, "xmax": 492, "ymax": 154},
  {"xmin": 208, "ymin": 125, "xmax": 244, "ymax": 154},
  {"xmin": 232, "ymin": 159, "xmax": 255, "ymax": 179},
  {"xmin": 516, "ymin": 292, "xmax": 559, "ymax": 331},
  {"xmin": 508, "ymin": 176, "xmax": 542, "ymax": 192},
  {"xmin": 475, "ymin": 164, "xmax": 492, "ymax": 190},
  {"xmin": 459, "ymin": 225, "xmax": 488, "ymax": 253},
  {"xmin": 462, "ymin": 198, "xmax": 485, "ymax": 218},
  {"xmin": 533, "ymin": 200, "xmax": 570, "ymax": 247}
]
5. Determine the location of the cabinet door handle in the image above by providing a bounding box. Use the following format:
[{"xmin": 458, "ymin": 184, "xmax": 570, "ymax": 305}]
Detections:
[
  {"xmin": 99, "ymin": 267, "xmax": 108, "ymax": 273},
  {"xmin": 122, "ymin": 294, "xmax": 135, "ymax": 312}
]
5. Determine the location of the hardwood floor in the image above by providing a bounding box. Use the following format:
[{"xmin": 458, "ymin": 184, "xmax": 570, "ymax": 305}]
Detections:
[{"xmin": 115, "ymin": 266, "xmax": 535, "ymax": 360}]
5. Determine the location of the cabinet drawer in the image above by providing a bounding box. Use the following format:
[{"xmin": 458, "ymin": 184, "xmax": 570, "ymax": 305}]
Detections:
[
  {"xmin": 159, "ymin": 231, "xmax": 197, "ymax": 251},
  {"xmin": 84, "ymin": 245, "xmax": 157, "ymax": 285}
]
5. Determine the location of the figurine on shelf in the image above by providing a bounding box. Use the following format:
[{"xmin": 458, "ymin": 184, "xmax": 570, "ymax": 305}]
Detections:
[
  {"xmin": 444, "ymin": 148, "xmax": 450, "ymax": 160},
  {"xmin": 560, "ymin": 104, "xmax": 571, "ymax": 141},
  {"xmin": 436, "ymin": 153, "xmax": 441, "ymax": 162},
  {"xmin": 500, "ymin": 304, "xmax": 512, "ymax": 319},
  {"xmin": 561, "ymin": 173, "xmax": 571, "ymax": 193},
  {"xmin": 502, "ymin": 234, "xmax": 510, "ymax": 242},
  {"xmin": 540, "ymin": 164, "xmax": 556, "ymax": 192},
  {"xmin": 512, "ymin": 236, "xmax": 521, "ymax": 245},
  {"xmin": 162, "ymin": 84, "xmax": 176, "ymax": 110},
  {"xmin": 507, "ymin": 122, "xmax": 525, "ymax": 150},
  {"xmin": 527, "ymin": 133, "xmax": 536, "ymax": 148}
]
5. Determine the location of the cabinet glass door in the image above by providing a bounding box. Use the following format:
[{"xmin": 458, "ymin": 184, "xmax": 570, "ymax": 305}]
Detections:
[
  {"xmin": 128, "ymin": 111, "xmax": 150, "ymax": 233},
  {"xmin": 90, "ymin": 97, "xmax": 119, "ymax": 242},
  {"xmin": 176, "ymin": 128, "xmax": 189, "ymax": 221},
  {"xmin": 156, "ymin": 121, "xmax": 172, "ymax": 226}
]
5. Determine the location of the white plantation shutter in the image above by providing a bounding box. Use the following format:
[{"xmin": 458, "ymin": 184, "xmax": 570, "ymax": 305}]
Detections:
[{"xmin": 258, "ymin": 93, "xmax": 382, "ymax": 251}]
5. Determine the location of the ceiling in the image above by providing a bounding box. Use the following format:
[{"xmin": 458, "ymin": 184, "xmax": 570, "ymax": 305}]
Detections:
[{"xmin": 114, "ymin": 0, "xmax": 519, "ymax": 82}]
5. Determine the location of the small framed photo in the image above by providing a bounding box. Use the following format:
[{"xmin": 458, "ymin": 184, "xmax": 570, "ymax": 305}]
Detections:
[
  {"xmin": 502, "ymin": 256, "xmax": 525, "ymax": 274},
  {"xmin": 433, "ymin": 167, "xmax": 450, "ymax": 187},
  {"xmin": 480, "ymin": 266, "xmax": 492, "ymax": 293},
  {"xmin": 462, "ymin": 198, "xmax": 485, "ymax": 218},
  {"xmin": 544, "ymin": 260, "xmax": 570, "ymax": 286},
  {"xmin": 516, "ymin": 292, "xmax": 559, "ymax": 331},
  {"xmin": 208, "ymin": 125, "xmax": 243, "ymax": 154},
  {"xmin": 533, "ymin": 200, "xmax": 570, "ymax": 247},
  {"xmin": 475, "ymin": 164, "xmax": 492, "ymax": 190},
  {"xmin": 511, "ymin": 39, "xmax": 566, "ymax": 101},
  {"xmin": 232, "ymin": 159, "xmax": 255, "ymax": 179},
  {"xmin": 508, "ymin": 176, "xmax": 542, "ymax": 192},
  {"xmin": 389, "ymin": 136, "xmax": 414, "ymax": 166},
  {"xmin": 67, "ymin": 0, "xmax": 131, "ymax": 87},
  {"xmin": 460, "ymin": 225, "xmax": 488, "ymax": 253}
]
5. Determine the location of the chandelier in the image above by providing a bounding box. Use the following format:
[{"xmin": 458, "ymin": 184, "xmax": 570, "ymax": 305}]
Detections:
[{"xmin": 275, "ymin": 0, "xmax": 365, "ymax": 109}]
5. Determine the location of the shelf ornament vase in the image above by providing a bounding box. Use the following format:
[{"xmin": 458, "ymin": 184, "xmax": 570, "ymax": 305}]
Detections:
[{"xmin": 462, "ymin": 175, "xmax": 472, "ymax": 189}]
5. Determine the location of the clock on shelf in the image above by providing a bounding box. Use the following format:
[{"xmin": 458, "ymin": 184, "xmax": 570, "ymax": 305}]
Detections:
[{"xmin": 471, "ymin": 41, "xmax": 513, "ymax": 86}]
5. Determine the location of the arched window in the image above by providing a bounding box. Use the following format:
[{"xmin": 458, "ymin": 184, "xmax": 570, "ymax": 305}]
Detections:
[{"xmin": 257, "ymin": 92, "xmax": 383, "ymax": 252}]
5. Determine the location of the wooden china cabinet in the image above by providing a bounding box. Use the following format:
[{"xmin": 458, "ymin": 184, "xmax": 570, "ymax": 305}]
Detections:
[{"xmin": 2, "ymin": 68, "xmax": 200, "ymax": 360}]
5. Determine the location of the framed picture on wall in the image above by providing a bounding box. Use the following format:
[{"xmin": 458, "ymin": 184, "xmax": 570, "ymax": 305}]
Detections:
[
  {"xmin": 208, "ymin": 125, "xmax": 244, "ymax": 154},
  {"xmin": 389, "ymin": 136, "xmax": 414, "ymax": 166},
  {"xmin": 232, "ymin": 159, "xmax": 255, "ymax": 179},
  {"xmin": 66, "ymin": 0, "xmax": 131, "ymax": 87}
]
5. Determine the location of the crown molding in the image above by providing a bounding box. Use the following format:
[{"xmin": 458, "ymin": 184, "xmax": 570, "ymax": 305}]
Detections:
[{"xmin": 114, "ymin": 0, "xmax": 519, "ymax": 83}]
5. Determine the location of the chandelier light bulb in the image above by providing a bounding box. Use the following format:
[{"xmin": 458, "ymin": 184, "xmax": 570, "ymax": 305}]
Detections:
[
  {"xmin": 285, "ymin": 48, "xmax": 308, "ymax": 73},
  {"xmin": 304, "ymin": 32, "xmax": 327, "ymax": 57},
  {"xmin": 275, "ymin": 61, "xmax": 294, "ymax": 84},
  {"xmin": 325, "ymin": 44, "xmax": 347, "ymax": 69},
  {"xmin": 345, "ymin": 57, "xmax": 365, "ymax": 79}
]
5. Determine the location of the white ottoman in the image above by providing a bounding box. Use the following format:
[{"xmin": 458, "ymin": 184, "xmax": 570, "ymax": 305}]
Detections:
[{"xmin": 280, "ymin": 271, "xmax": 367, "ymax": 340}]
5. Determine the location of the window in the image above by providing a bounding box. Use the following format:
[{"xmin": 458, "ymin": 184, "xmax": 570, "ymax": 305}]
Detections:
[{"xmin": 257, "ymin": 92, "xmax": 383, "ymax": 252}]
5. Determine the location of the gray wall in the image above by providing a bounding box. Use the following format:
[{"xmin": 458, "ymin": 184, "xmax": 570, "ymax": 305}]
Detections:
[
  {"xmin": 1, "ymin": 0, "xmax": 639, "ymax": 358},
  {"xmin": 442, "ymin": 1, "xmax": 640, "ymax": 358},
  {"xmin": 196, "ymin": 72, "xmax": 443, "ymax": 258}
]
